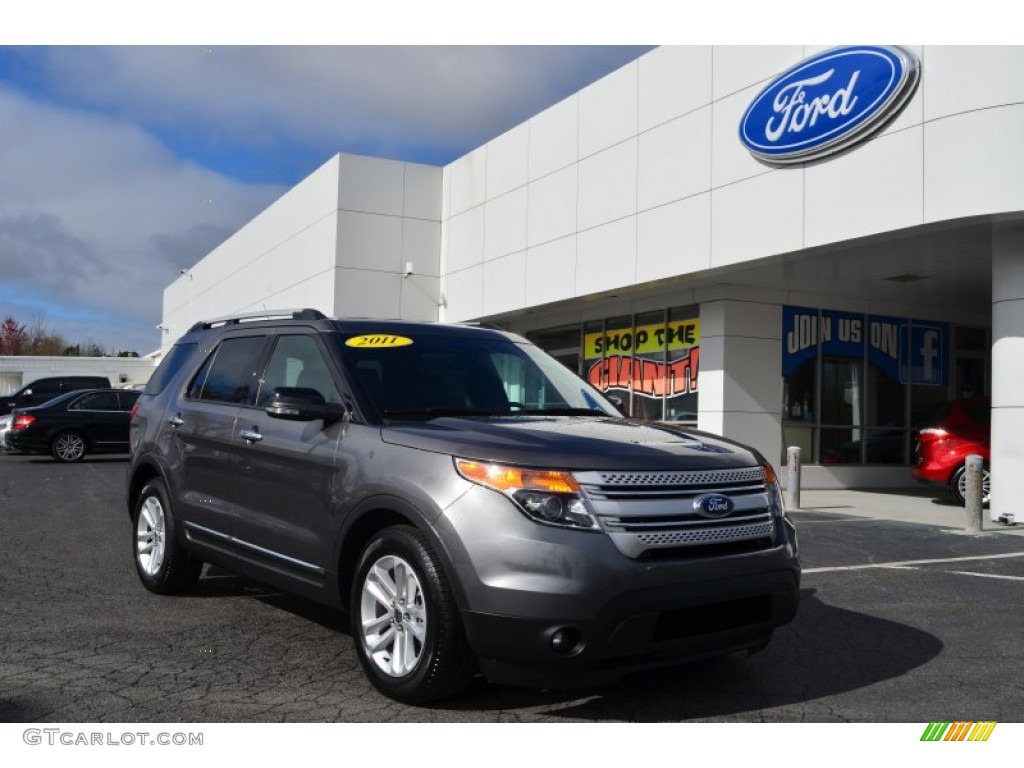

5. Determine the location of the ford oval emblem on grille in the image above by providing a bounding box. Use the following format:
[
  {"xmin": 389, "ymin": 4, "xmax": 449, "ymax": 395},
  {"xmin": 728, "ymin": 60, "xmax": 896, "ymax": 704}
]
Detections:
[{"xmin": 694, "ymin": 494, "xmax": 734, "ymax": 519}]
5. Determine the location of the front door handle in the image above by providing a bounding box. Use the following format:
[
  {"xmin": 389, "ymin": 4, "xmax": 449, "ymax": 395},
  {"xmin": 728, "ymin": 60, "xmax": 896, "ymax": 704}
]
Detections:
[
  {"xmin": 239, "ymin": 428, "xmax": 263, "ymax": 444},
  {"xmin": 168, "ymin": 414, "xmax": 184, "ymax": 427}
]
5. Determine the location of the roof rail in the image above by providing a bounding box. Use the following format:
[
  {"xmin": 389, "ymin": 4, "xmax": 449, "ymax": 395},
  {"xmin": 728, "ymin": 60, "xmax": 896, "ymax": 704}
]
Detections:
[{"xmin": 188, "ymin": 308, "xmax": 329, "ymax": 332}]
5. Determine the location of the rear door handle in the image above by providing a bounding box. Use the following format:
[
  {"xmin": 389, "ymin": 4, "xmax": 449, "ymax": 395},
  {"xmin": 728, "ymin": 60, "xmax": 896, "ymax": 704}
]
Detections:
[
  {"xmin": 168, "ymin": 414, "xmax": 184, "ymax": 427},
  {"xmin": 239, "ymin": 429, "xmax": 263, "ymax": 444}
]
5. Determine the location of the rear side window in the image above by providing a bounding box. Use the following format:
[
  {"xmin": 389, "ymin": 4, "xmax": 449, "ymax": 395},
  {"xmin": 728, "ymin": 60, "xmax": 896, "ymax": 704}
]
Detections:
[
  {"xmin": 188, "ymin": 337, "xmax": 267, "ymax": 405},
  {"xmin": 70, "ymin": 391, "xmax": 120, "ymax": 411},
  {"xmin": 144, "ymin": 343, "xmax": 197, "ymax": 395}
]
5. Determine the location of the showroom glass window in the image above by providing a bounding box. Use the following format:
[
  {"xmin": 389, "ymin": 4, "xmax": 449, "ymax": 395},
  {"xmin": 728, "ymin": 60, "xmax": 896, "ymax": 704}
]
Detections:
[
  {"xmin": 782, "ymin": 307, "xmax": 953, "ymax": 466},
  {"xmin": 526, "ymin": 325, "xmax": 581, "ymax": 376},
  {"xmin": 529, "ymin": 306, "xmax": 700, "ymax": 425}
]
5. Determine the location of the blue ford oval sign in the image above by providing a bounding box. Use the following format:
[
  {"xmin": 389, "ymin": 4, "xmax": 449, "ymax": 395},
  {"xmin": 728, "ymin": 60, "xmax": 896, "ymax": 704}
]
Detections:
[
  {"xmin": 739, "ymin": 46, "xmax": 919, "ymax": 164},
  {"xmin": 693, "ymin": 494, "xmax": 734, "ymax": 519}
]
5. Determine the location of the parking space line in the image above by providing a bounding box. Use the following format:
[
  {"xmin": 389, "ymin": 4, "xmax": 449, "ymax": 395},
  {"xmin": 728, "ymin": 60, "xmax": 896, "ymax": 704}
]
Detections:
[
  {"xmin": 804, "ymin": 551, "xmax": 1024, "ymax": 574},
  {"xmin": 788, "ymin": 518, "xmax": 878, "ymax": 523},
  {"xmin": 949, "ymin": 571, "xmax": 1024, "ymax": 582}
]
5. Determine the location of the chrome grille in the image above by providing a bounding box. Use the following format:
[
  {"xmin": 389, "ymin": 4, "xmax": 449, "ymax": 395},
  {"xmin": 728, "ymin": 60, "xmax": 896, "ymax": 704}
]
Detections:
[
  {"xmin": 592, "ymin": 468, "xmax": 766, "ymax": 487},
  {"xmin": 574, "ymin": 467, "xmax": 777, "ymax": 559}
]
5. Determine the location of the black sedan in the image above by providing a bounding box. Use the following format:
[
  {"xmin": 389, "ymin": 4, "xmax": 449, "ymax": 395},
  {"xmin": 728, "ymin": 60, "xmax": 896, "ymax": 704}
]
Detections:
[{"xmin": 7, "ymin": 389, "xmax": 141, "ymax": 462}]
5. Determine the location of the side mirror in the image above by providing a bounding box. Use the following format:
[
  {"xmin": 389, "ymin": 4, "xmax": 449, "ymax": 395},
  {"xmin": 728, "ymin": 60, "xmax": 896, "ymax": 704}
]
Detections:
[
  {"xmin": 607, "ymin": 394, "xmax": 627, "ymax": 415},
  {"xmin": 265, "ymin": 388, "xmax": 346, "ymax": 423}
]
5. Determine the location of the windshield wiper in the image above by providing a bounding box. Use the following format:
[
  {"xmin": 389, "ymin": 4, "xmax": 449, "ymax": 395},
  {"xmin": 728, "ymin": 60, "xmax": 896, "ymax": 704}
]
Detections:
[
  {"xmin": 513, "ymin": 407, "xmax": 612, "ymax": 416},
  {"xmin": 382, "ymin": 406, "xmax": 502, "ymax": 420}
]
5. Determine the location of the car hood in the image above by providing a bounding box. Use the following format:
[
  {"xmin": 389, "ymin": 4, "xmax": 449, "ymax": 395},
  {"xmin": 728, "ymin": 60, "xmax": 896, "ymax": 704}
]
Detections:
[{"xmin": 380, "ymin": 416, "xmax": 762, "ymax": 471}]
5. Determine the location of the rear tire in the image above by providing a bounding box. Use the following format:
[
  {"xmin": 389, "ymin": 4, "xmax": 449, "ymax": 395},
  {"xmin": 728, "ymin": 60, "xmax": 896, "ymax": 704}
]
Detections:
[
  {"xmin": 351, "ymin": 526, "xmax": 475, "ymax": 704},
  {"xmin": 950, "ymin": 463, "xmax": 991, "ymax": 507},
  {"xmin": 51, "ymin": 431, "xmax": 87, "ymax": 462},
  {"xmin": 132, "ymin": 479, "xmax": 202, "ymax": 594}
]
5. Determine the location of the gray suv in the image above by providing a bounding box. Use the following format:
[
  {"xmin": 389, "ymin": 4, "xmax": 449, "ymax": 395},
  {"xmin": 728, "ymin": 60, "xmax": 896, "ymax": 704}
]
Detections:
[{"xmin": 127, "ymin": 309, "xmax": 799, "ymax": 703}]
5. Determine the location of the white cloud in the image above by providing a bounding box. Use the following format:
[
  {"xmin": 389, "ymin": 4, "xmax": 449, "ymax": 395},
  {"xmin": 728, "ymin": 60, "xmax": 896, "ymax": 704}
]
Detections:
[
  {"xmin": 29, "ymin": 46, "xmax": 652, "ymax": 161},
  {"xmin": 0, "ymin": 46, "xmax": 653, "ymax": 352},
  {"xmin": 0, "ymin": 84, "xmax": 285, "ymax": 353}
]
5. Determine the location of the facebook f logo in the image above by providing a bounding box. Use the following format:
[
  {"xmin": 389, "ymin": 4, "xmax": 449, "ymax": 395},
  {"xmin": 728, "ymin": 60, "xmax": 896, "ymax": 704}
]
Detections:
[
  {"xmin": 920, "ymin": 330, "xmax": 939, "ymax": 382},
  {"xmin": 908, "ymin": 324, "xmax": 947, "ymax": 386}
]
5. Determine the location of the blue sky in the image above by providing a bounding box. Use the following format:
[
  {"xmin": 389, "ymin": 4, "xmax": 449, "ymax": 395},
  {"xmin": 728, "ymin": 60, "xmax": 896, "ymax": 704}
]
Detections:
[{"xmin": 0, "ymin": 44, "xmax": 652, "ymax": 354}]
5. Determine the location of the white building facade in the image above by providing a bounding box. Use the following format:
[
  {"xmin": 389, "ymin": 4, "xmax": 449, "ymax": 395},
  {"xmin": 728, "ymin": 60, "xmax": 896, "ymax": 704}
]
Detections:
[
  {"xmin": 162, "ymin": 45, "xmax": 1024, "ymax": 520},
  {"xmin": 0, "ymin": 356, "xmax": 159, "ymax": 394}
]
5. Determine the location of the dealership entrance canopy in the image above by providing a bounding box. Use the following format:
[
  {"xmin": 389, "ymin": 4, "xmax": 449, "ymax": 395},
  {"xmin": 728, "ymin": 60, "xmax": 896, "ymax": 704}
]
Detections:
[{"xmin": 162, "ymin": 46, "xmax": 1024, "ymax": 520}]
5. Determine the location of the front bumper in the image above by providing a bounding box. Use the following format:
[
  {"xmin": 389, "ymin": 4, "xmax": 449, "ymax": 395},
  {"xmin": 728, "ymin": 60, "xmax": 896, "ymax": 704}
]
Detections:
[
  {"xmin": 438, "ymin": 485, "xmax": 800, "ymax": 687},
  {"xmin": 464, "ymin": 568, "xmax": 798, "ymax": 687}
]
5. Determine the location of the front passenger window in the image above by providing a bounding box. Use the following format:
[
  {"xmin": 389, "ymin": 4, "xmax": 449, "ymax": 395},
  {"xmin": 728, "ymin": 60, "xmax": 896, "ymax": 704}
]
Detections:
[{"xmin": 256, "ymin": 335, "xmax": 341, "ymax": 406}]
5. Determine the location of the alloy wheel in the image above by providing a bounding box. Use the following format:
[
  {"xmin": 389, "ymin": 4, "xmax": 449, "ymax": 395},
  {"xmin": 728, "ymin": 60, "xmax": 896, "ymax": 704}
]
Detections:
[
  {"xmin": 359, "ymin": 555, "xmax": 428, "ymax": 677},
  {"xmin": 54, "ymin": 433, "xmax": 85, "ymax": 461},
  {"xmin": 136, "ymin": 495, "xmax": 167, "ymax": 576}
]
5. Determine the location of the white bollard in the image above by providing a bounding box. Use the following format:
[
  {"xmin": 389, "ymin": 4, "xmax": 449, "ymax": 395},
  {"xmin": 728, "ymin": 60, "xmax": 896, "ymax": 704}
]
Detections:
[
  {"xmin": 964, "ymin": 454, "xmax": 983, "ymax": 534},
  {"xmin": 786, "ymin": 446, "xmax": 801, "ymax": 510}
]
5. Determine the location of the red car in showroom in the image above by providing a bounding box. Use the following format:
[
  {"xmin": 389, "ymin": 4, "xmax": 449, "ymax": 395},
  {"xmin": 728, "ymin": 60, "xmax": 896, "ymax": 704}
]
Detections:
[{"xmin": 913, "ymin": 398, "xmax": 990, "ymax": 506}]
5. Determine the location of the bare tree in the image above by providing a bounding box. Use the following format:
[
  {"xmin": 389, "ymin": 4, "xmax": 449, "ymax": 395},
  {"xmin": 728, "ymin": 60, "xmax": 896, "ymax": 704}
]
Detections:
[{"xmin": 27, "ymin": 315, "xmax": 67, "ymax": 356}]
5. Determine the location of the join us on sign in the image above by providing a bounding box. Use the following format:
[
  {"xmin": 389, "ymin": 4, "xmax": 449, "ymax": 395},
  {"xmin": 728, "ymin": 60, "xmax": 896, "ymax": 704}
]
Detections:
[
  {"xmin": 782, "ymin": 307, "xmax": 948, "ymax": 386},
  {"xmin": 787, "ymin": 313, "xmax": 898, "ymax": 358}
]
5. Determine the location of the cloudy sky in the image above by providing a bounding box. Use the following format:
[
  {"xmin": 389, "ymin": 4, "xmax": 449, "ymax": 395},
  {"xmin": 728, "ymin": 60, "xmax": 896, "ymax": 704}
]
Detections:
[
  {"xmin": 0, "ymin": 0, "xmax": 993, "ymax": 356},
  {"xmin": 0, "ymin": 43, "xmax": 653, "ymax": 354}
]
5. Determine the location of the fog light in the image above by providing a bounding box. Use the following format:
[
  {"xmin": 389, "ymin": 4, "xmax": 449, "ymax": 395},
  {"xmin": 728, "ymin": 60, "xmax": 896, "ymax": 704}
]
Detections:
[{"xmin": 549, "ymin": 627, "xmax": 583, "ymax": 656}]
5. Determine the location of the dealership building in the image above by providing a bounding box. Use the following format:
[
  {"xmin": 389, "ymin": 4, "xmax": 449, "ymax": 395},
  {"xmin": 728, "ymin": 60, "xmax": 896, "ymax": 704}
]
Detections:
[{"xmin": 161, "ymin": 45, "xmax": 1024, "ymax": 520}]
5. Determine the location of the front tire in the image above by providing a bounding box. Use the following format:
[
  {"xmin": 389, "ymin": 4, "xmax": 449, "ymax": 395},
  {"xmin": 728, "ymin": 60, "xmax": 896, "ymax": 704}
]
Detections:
[
  {"xmin": 51, "ymin": 431, "xmax": 87, "ymax": 462},
  {"xmin": 950, "ymin": 463, "xmax": 991, "ymax": 507},
  {"xmin": 351, "ymin": 526, "xmax": 475, "ymax": 704},
  {"xmin": 132, "ymin": 479, "xmax": 203, "ymax": 594}
]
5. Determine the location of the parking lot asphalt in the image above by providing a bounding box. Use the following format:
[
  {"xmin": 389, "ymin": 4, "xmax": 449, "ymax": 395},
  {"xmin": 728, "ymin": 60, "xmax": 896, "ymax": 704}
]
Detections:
[{"xmin": 1, "ymin": 451, "xmax": 1022, "ymax": 723}]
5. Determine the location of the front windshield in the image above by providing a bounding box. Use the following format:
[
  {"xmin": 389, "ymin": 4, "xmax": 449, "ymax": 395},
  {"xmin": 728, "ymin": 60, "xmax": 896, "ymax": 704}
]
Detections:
[{"xmin": 338, "ymin": 332, "xmax": 620, "ymax": 420}]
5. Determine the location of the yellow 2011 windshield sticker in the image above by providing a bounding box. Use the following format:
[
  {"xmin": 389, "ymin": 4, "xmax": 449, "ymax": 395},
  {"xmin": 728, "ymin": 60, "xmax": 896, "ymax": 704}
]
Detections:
[{"xmin": 345, "ymin": 334, "xmax": 413, "ymax": 349}]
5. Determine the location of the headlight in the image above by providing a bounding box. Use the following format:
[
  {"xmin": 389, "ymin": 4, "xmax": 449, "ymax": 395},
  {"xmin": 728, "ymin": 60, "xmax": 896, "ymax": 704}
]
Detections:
[
  {"xmin": 763, "ymin": 463, "xmax": 786, "ymax": 518},
  {"xmin": 454, "ymin": 458, "xmax": 601, "ymax": 530}
]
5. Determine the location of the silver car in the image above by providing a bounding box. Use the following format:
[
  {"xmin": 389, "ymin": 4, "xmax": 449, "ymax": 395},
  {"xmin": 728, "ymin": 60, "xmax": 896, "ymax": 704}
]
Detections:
[{"xmin": 0, "ymin": 413, "xmax": 12, "ymax": 451}]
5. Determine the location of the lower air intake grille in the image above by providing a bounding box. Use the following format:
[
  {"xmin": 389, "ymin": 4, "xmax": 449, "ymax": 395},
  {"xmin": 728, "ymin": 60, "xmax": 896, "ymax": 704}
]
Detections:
[{"xmin": 636, "ymin": 520, "xmax": 775, "ymax": 547}]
